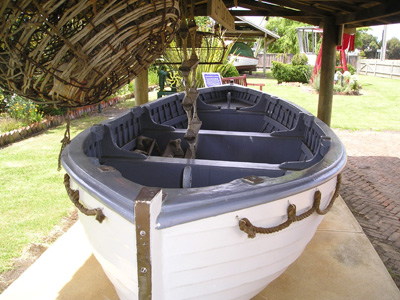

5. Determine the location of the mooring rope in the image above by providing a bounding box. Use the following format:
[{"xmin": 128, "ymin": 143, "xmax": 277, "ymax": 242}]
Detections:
[
  {"xmin": 63, "ymin": 173, "xmax": 106, "ymax": 223},
  {"xmin": 57, "ymin": 109, "xmax": 71, "ymax": 171},
  {"xmin": 178, "ymin": 0, "xmax": 201, "ymax": 159},
  {"xmin": 239, "ymin": 174, "xmax": 342, "ymax": 238}
]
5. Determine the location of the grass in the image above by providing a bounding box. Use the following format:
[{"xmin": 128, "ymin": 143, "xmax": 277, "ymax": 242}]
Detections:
[
  {"xmin": 0, "ymin": 114, "xmax": 25, "ymax": 134},
  {"xmin": 247, "ymin": 71, "xmax": 400, "ymax": 131},
  {"xmin": 0, "ymin": 114, "xmax": 109, "ymax": 273}
]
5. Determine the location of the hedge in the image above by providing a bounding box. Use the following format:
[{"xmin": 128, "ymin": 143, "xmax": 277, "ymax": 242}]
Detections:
[{"xmin": 271, "ymin": 61, "xmax": 312, "ymax": 84}]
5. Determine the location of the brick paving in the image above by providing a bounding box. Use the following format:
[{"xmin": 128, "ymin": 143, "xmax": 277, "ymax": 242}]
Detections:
[{"xmin": 335, "ymin": 130, "xmax": 400, "ymax": 289}]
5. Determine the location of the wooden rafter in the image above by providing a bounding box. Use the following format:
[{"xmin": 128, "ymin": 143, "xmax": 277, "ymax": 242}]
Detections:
[
  {"xmin": 229, "ymin": 7, "xmax": 309, "ymax": 17},
  {"xmin": 335, "ymin": 1, "xmax": 400, "ymax": 25},
  {"xmin": 193, "ymin": 0, "xmax": 400, "ymax": 28},
  {"xmin": 238, "ymin": 0, "xmax": 331, "ymax": 16}
]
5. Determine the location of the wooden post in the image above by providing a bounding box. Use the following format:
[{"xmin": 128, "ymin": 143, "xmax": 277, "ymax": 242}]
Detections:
[
  {"xmin": 317, "ymin": 19, "xmax": 339, "ymax": 127},
  {"xmin": 135, "ymin": 69, "xmax": 149, "ymax": 106},
  {"xmin": 263, "ymin": 36, "xmax": 267, "ymax": 77},
  {"xmin": 391, "ymin": 61, "xmax": 394, "ymax": 79}
]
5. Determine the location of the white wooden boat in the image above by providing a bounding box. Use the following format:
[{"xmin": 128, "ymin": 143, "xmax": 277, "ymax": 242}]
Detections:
[
  {"xmin": 62, "ymin": 84, "xmax": 346, "ymax": 300},
  {"xmin": 229, "ymin": 42, "xmax": 258, "ymax": 72},
  {"xmin": 230, "ymin": 55, "xmax": 259, "ymax": 72}
]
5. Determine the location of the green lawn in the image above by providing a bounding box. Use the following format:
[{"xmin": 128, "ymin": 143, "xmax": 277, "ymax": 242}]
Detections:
[
  {"xmin": 247, "ymin": 72, "xmax": 400, "ymax": 131},
  {"xmin": 0, "ymin": 115, "xmax": 109, "ymax": 273}
]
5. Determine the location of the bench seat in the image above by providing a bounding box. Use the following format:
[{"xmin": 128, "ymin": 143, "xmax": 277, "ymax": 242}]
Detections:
[{"xmin": 222, "ymin": 74, "xmax": 265, "ymax": 91}]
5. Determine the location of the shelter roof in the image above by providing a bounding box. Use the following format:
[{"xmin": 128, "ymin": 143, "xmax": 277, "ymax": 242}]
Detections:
[
  {"xmin": 194, "ymin": 0, "xmax": 400, "ymax": 28},
  {"xmin": 224, "ymin": 17, "xmax": 280, "ymax": 43}
]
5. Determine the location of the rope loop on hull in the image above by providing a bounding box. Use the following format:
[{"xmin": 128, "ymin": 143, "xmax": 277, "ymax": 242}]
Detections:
[
  {"xmin": 64, "ymin": 173, "xmax": 106, "ymax": 223},
  {"xmin": 239, "ymin": 174, "xmax": 342, "ymax": 238}
]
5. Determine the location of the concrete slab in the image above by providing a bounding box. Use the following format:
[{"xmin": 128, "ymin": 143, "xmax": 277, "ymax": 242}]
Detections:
[
  {"xmin": 0, "ymin": 222, "xmax": 118, "ymax": 300},
  {"xmin": 316, "ymin": 193, "xmax": 363, "ymax": 233},
  {"xmin": 254, "ymin": 198, "xmax": 400, "ymax": 299},
  {"xmin": 1, "ymin": 197, "xmax": 399, "ymax": 300}
]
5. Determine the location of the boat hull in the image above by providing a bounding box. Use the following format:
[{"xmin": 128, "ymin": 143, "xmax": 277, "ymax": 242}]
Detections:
[
  {"xmin": 62, "ymin": 85, "xmax": 346, "ymax": 299},
  {"xmin": 230, "ymin": 55, "xmax": 258, "ymax": 71},
  {"xmin": 71, "ymin": 176, "xmax": 337, "ymax": 300}
]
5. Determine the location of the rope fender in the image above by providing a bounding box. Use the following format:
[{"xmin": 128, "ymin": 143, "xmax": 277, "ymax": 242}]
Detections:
[
  {"xmin": 63, "ymin": 173, "xmax": 106, "ymax": 223},
  {"xmin": 239, "ymin": 174, "xmax": 342, "ymax": 238}
]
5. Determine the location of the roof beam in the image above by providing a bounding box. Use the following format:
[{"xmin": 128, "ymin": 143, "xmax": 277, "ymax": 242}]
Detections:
[
  {"xmin": 282, "ymin": 16, "xmax": 321, "ymax": 26},
  {"xmin": 229, "ymin": 8, "xmax": 310, "ymax": 18},
  {"xmin": 225, "ymin": 30, "xmax": 266, "ymax": 37},
  {"xmin": 238, "ymin": 0, "xmax": 331, "ymax": 17},
  {"xmin": 229, "ymin": 10, "xmax": 269, "ymax": 16},
  {"xmin": 335, "ymin": 1, "xmax": 400, "ymax": 25},
  {"xmin": 194, "ymin": 3, "xmax": 320, "ymax": 25}
]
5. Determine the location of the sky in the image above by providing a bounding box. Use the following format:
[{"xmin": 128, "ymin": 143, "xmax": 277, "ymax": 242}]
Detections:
[{"xmin": 370, "ymin": 23, "xmax": 400, "ymax": 41}]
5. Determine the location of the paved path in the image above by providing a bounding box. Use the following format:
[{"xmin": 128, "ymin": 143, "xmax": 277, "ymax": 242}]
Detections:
[{"xmin": 334, "ymin": 130, "xmax": 400, "ymax": 289}]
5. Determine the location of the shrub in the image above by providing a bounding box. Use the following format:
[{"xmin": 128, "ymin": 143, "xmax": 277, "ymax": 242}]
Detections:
[
  {"xmin": 148, "ymin": 68, "xmax": 161, "ymax": 86},
  {"xmin": 271, "ymin": 61, "xmax": 312, "ymax": 83},
  {"xmin": 347, "ymin": 64, "xmax": 356, "ymax": 75},
  {"xmin": 291, "ymin": 53, "xmax": 308, "ymax": 66},
  {"xmin": 222, "ymin": 64, "xmax": 239, "ymax": 77},
  {"xmin": 38, "ymin": 105, "xmax": 67, "ymax": 116},
  {"xmin": 0, "ymin": 93, "xmax": 5, "ymax": 113},
  {"xmin": 115, "ymin": 80, "xmax": 135, "ymax": 96},
  {"xmin": 6, "ymin": 95, "xmax": 43, "ymax": 123},
  {"xmin": 161, "ymin": 32, "xmax": 238, "ymax": 88},
  {"xmin": 271, "ymin": 62, "xmax": 291, "ymax": 83},
  {"xmin": 342, "ymin": 71, "xmax": 351, "ymax": 82},
  {"xmin": 349, "ymin": 74, "xmax": 360, "ymax": 91},
  {"xmin": 332, "ymin": 70, "xmax": 361, "ymax": 93},
  {"xmin": 313, "ymin": 75, "xmax": 320, "ymax": 92}
]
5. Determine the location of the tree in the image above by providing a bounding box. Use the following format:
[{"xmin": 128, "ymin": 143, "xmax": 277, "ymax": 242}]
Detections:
[
  {"xmin": 265, "ymin": 17, "xmax": 308, "ymax": 54},
  {"xmin": 358, "ymin": 30, "xmax": 380, "ymax": 58},
  {"xmin": 195, "ymin": 16, "xmax": 213, "ymax": 32},
  {"xmin": 386, "ymin": 37, "xmax": 400, "ymax": 59},
  {"xmin": 354, "ymin": 27, "xmax": 371, "ymax": 49}
]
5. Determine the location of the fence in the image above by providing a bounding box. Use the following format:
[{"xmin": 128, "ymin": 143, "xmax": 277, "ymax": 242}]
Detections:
[
  {"xmin": 256, "ymin": 53, "xmax": 358, "ymax": 70},
  {"xmin": 347, "ymin": 54, "xmax": 359, "ymax": 69},
  {"xmin": 256, "ymin": 53, "xmax": 400, "ymax": 80},
  {"xmin": 256, "ymin": 53, "xmax": 294, "ymax": 68},
  {"xmin": 358, "ymin": 59, "xmax": 400, "ymax": 79}
]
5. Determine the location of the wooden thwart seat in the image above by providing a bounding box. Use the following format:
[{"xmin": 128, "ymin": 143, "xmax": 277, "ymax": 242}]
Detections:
[{"xmin": 221, "ymin": 74, "xmax": 265, "ymax": 91}]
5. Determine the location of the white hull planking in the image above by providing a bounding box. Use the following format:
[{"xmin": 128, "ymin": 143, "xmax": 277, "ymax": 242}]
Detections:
[
  {"xmin": 230, "ymin": 55, "xmax": 259, "ymax": 70},
  {"xmin": 71, "ymin": 176, "xmax": 337, "ymax": 300}
]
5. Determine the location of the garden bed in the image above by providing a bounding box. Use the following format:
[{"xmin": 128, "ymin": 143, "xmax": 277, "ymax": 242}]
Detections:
[
  {"xmin": 275, "ymin": 81, "xmax": 362, "ymax": 96},
  {"xmin": 0, "ymin": 94, "xmax": 133, "ymax": 147}
]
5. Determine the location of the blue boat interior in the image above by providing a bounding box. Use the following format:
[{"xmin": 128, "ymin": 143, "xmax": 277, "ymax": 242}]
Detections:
[{"xmin": 84, "ymin": 85, "xmax": 331, "ymax": 188}]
